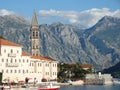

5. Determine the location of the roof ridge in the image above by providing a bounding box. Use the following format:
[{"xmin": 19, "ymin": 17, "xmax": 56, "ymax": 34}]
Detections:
[{"xmin": 0, "ymin": 38, "xmax": 21, "ymax": 47}]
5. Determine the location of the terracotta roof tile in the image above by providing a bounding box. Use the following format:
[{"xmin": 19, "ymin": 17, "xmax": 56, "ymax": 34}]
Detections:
[
  {"xmin": 69, "ymin": 63, "xmax": 93, "ymax": 68},
  {"xmin": 0, "ymin": 38, "xmax": 21, "ymax": 47},
  {"xmin": 80, "ymin": 64, "xmax": 93, "ymax": 68},
  {"xmin": 22, "ymin": 52, "xmax": 30, "ymax": 56},
  {"xmin": 31, "ymin": 55, "xmax": 55, "ymax": 62}
]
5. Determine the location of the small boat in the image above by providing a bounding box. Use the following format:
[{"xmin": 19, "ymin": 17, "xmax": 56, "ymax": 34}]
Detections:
[
  {"xmin": 37, "ymin": 82, "xmax": 60, "ymax": 90},
  {"xmin": 0, "ymin": 85, "xmax": 14, "ymax": 90},
  {"xmin": 113, "ymin": 78, "xmax": 120, "ymax": 84}
]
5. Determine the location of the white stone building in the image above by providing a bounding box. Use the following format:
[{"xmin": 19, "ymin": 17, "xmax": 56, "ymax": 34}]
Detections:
[{"xmin": 0, "ymin": 38, "xmax": 58, "ymax": 83}]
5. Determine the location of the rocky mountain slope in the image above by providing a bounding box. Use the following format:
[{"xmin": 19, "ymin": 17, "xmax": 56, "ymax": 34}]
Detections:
[
  {"xmin": 102, "ymin": 61, "xmax": 120, "ymax": 78},
  {"xmin": 0, "ymin": 15, "xmax": 120, "ymax": 71},
  {"xmin": 0, "ymin": 15, "xmax": 30, "ymax": 51}
]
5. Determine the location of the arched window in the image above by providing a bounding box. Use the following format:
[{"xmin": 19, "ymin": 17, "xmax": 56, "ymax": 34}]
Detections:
[
  {"xmin": 36, "ymin": 32, "xmax": 38, "ymax": 37},
  {"xmin": 33, "ymin": 32, "xmax": 35, "ymax": 37}
]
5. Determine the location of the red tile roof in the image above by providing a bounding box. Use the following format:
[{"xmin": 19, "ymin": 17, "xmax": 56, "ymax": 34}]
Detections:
[
  {"xmin": 31, "ymin": 55, "xmax": 55, "ymax": 62},
  {"xmin": 0, "ymin": 38, "xmax": 21, "ymax": 47},
  {"xmin": 22, "ymin": 52, "xmax": 30, "ymax": 56},
  {"xmin": 80, "ymin": 64, "xmax": 93, "ymax": 68},
  {"xmin": 69, "ymin": 63, "xmax": 93, "ymax": 69},
  {"xmin": 0, "ymin": 38, "xmax": 56, "ymax": 62}
]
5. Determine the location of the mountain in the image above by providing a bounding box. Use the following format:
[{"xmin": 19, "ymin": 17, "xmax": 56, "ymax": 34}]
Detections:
[
  {"xmin": 102, "ymin": 61, "xmax": 120, "ymax": 78},
  {"xmin": 0, "ymin": 15, "xmax": 30, "ymax": 51},
  {"xmin": 0, "ymin": 15, "xmax": 120, "ymax": 71},
  {"xmin": 84, "ymin": 16, "xmax": 120, "ymax": 70}
]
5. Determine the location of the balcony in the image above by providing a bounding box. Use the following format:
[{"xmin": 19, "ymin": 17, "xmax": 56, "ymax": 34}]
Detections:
[
  {"xmin": 6, "ymin": 63, "xmax": 19, "ymax": 67},
  {"xmin": 8, "ymin": 53, "xmax": 16, "ymax": 57}
]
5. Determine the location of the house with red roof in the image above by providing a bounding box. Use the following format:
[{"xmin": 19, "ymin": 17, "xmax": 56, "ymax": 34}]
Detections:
[{"xmin": 0, "ymin": 36, "xmax": 58, "ymax": 83}]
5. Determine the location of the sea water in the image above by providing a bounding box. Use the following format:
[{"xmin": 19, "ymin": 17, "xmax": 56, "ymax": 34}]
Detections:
[
  {"xmin": 60, "ymin": 84, "xmax": 120, "ymax": 90},
  {"xmin": 14, "ymin": 84, "xmax": 120, "ymax": 90}
]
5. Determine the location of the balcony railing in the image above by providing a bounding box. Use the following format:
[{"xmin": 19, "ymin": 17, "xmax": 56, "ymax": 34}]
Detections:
[
  {"xmin": 8, "ymin": 53, "xmax": 16, "ymax": 57},
  {"xmin": 6, "ymin": 63, "xmax": 19, "ymax": 67}
]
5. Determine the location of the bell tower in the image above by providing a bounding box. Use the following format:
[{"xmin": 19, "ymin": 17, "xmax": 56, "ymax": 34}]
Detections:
[{"xmin": 30, "ymin": 11, "xmax": 40, "ymax": 56}]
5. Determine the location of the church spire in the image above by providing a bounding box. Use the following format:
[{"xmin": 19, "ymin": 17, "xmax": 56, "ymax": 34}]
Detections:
[
  {"xmin": 30, "ymin": 11, "xmax": 40, "ymax": 56},
  {"xmin": 32, "ymin": 11, "xmax": 38, "ymax": 26}
]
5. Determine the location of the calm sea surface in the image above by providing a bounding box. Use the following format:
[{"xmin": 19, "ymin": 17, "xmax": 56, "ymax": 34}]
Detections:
[{"xmin": 13, "ymin": 84, "xmax": 120, "ymax": 90}]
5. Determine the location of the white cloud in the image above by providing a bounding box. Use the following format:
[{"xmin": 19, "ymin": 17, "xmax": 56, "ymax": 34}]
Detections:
[
  {"xmin": 0, "ymin": 9, "xmax": 14, "ymax": 16},
  {"xmin": 112, "ymin": 9, "xmax": 120, "ymax": 18},
  {"xmin": 39, "ymin": 8, "xmax": 120, "ymax": 28}
]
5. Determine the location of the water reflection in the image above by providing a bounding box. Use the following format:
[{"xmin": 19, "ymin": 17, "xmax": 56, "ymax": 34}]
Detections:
[{"xmin": 13, "ymin": 84, "xmax": 120, "ymax": 90}]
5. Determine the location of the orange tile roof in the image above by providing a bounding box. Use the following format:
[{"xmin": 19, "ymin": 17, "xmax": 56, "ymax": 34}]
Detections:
[
  {"xmin": 22, "ymin": 52, "xmax": 30, "ymax": 56},
  {"xmin": 80, "ymin": 64, "xmax": 93, "ymax": 68},
  {"xmin": 69, "ymin": 63, "xmax": 93, "ymax": 68},
  {"xmin": 31, "ymin": 55, "xmax": 55, "ymax": 62},
  {"xmin": 0, "ymin": 38, "xmax": 21, "ymax": 47}
]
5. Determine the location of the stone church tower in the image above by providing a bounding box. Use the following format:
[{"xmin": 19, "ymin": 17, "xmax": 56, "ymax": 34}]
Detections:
[{"xmin": 30, "ymin": 11, "xmax": 40, "ymax": 56}]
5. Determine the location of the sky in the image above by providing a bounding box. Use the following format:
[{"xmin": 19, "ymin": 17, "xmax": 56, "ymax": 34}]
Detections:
[{"xmin": 0, "ymin": 0, "xmax": 120, "ymax": 28}]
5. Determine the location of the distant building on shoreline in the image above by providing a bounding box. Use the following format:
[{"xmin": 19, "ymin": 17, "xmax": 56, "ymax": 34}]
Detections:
[
  {"xmin": 0, "ymin": 11, "xmax": 58, "ymax": 83},
  {"xmin": 85, "ymin": 72, "xmax": 113, "ymax": 85},
  {"xmin": 69, "ymin": 63, "xmax": 94, "ymax": 71}
]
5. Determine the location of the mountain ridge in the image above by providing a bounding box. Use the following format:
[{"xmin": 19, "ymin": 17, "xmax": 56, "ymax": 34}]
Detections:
[{"xmin": 0, "ymin": 15, "xmax": 120, "ymax": 71}]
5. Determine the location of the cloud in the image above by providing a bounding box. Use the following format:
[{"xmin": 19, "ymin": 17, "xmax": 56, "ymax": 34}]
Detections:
[
  {"xmin": 0, "ymin": 9, "xmax": 14, "ymax": 16},
  {"xmin": 39, "ymin": 8, "xmax": 120, "ymax": 28}
]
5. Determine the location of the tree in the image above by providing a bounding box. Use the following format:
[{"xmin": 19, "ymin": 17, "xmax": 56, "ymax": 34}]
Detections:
[{"xmin": 57, "ymin": 62, "xmax": 91, "ymax": 82}]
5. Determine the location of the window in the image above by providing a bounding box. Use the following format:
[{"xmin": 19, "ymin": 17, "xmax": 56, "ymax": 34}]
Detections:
[
  {"xmin": 11, "ymin": 70, "xmax": 12, "ymax": 73},
  {"xmin": 23, "ymin": 70, "xmax": 25, "ymax": 73},
  {"xmin": 2, "ymin": 70, "xmax": 4, "ymax": 73},
  {"xmin": 26, "ymin": 70, "xmax": 28, "ymax": 73},
  {"xmin": 19, "ymin": 59, "xmax": 21, "ymax": 63},
  {"xmin": 54, "ymin": 64, "xmax": 56, "ymax": 67},
  {"xmin": 32, "ymin": 63, "xmax": 34, "ymax": 66},
  {"xmin": 15, "ymin": 70, "xmax": 17, "ymax": 73},
  {"xmin": 36, "ymin": 32, "xmax": 38, "ymax": 37},
  {"xmin": 46, "ymin": 63, "xmax": 47, "ymax": 67},
  {"xmin": 15, "ymin": 59, "xmax": 17, "ymax": 63},
  {"xmin": 27, "ymin": 59, "xmax": 28, "ymax": 63},
  {"xmin": 23, "ymin": 59, "xmax": 24, "ymax": 63},
  {"xmin": 40, "ymin": 63, "xmax": 41, "ymax": 67},
  {"xmin": 33, "ymin": 46, "xmax": 35, "ymax": 49},
  {"xmin": 19, "ymin": 70, "xmax": 21, "ymax": 73},
  {"xmin": 6, "ymin": 59, "xmax": 8, "ymax": 63},
  {"xmin": 2, "ymin": 59, "xmax": 4, "ymax": 62},
  {"xmin": 36, "ymin": 45, "xmax": 38, "ymax": 49},
  {"xmin": 6, "ymin": 70, "xmax": 8, "ymax": 73},
  {"xmin": 33, "ymin": 32, "xmax": 35, "ymax": 37},
  {"xmin": 11, "ymin": 59, "xmax": 13, "ymax": 63},
  {"xmin": 4, "ymin": 49, "xmax": 6, "ymax": 53},
  {"xmin": 30, "ymin": 63, "xmax": 31, "ymax": 66},
  {"xmin": 55, "ymin": 72, "xmax": 56, "ymax": 75},
  {"xmin": 11, "ymin": 49, "xmax": 13, "ymax": 53}
]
